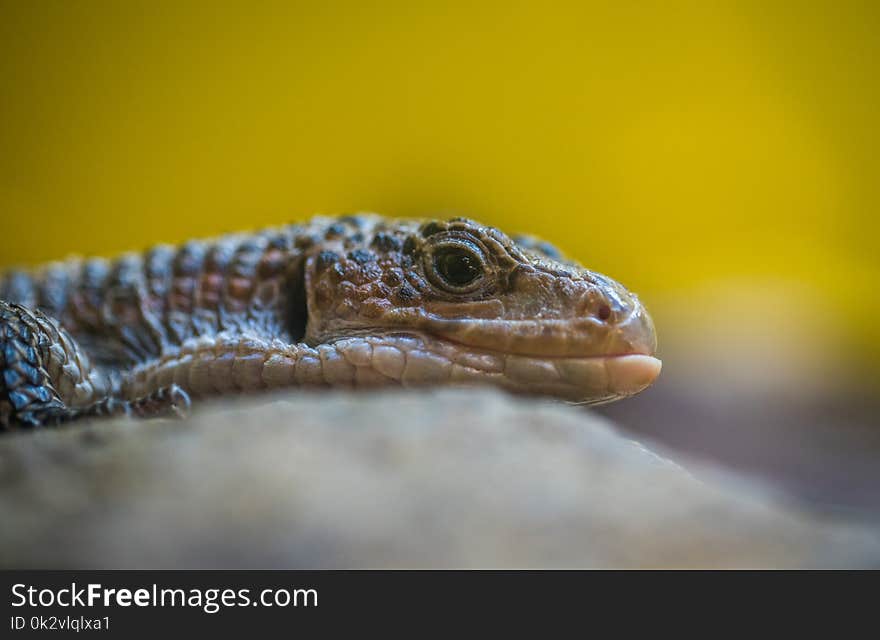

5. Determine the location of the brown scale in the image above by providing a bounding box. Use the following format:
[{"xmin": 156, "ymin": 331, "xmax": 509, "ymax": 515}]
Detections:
[
  {"xmin": 250, "ymin": 231, "xmax": 299, "ymax": 336},
  {"xmin": 192, "ymin": 238, "xmax": 236, "ymax": 336},
  {"xmin": 102, "ymin": 253, "xmax": 157, "ymax": 362},
  {"xmin": 163, "ymin": 241, "xmax": 207, "ymax": 346}
]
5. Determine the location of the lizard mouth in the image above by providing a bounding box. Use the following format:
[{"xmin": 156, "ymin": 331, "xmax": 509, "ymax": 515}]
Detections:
[
  {"xmin": 406, "ymin": 305, "xmax": 661, "ymax": 402},
  {"xmin": 425, "ymin": 333, "xmax": 661, "ymax": 403},
  {"xmin": 359, "ymin": 324, "xmax": 661, "ymax": 404},
  {"xmin": 316, "ymin": 326, "xmax": 660, "ymax": 403}
]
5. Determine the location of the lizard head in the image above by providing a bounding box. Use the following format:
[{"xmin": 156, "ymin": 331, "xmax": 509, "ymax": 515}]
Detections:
[{"xmin": 302, "ymin": 215, "xmax": 660, "ymax": 404}]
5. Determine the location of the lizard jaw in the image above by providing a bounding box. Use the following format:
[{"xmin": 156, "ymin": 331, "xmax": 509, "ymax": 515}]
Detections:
[
  {"xmin": 312, "ymin": 304, "xmax": 661, "ymax": 402},
  {"xmin": 320, "ymin": 332, "xmax": 661, "ymax": 404},
  {"xmin": 443, "ymin": 343, "xmax": 662, "ymax": 404}
]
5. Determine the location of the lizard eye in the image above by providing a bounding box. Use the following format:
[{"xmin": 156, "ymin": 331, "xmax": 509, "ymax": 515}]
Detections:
[{"xmin": 426, "ymin": 240, "xmax": 486, "ymax": 293}]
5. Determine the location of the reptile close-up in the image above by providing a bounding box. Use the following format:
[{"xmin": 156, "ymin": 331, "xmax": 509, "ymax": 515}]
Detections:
[{"xmin": 0, "ymin": 214, "xmax": 659, "ymax": 429}]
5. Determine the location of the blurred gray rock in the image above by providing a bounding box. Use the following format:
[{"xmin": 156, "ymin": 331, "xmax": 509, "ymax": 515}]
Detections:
[{"xmin": 1, "ymin": 389, "xmax": 877, "ymax": 568}]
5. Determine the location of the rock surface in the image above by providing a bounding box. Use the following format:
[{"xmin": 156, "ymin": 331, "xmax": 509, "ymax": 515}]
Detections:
[{"xmin": 1, "ymin": 389, "xmax": 877, "ymax": 568}]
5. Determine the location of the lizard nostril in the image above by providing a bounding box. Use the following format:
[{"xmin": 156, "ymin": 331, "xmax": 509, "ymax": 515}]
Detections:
[{"xmin": 596, "ymin": 304, "xmax": 612, "ymax": 322}]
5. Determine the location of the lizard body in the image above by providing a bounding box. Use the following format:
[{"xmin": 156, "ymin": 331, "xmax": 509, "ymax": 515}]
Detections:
[{"xmin": 0, "ymin": 214, "xmax": 659, "ymax": 428}]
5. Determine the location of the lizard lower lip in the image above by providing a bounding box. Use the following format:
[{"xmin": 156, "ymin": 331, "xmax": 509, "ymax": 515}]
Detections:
[{"xmin": 604, "ymin": 354, "xmax": 662, "ymax": 396}]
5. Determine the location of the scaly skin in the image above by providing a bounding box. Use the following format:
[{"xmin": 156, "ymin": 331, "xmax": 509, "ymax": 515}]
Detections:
[{"xmin": 0, "ymin": 214, "xmax": 660, "ymax": 428}]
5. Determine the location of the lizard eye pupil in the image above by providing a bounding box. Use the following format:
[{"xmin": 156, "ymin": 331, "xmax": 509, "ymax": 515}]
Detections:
[{"xmin": 433, "ymin": 248, "xmax": 482, "ymax": 287}]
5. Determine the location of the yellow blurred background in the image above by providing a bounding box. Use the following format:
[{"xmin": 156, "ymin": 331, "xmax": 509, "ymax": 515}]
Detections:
[{"xmin": 1, "ymin": 0, "xmax": 878, "ymax": 375}]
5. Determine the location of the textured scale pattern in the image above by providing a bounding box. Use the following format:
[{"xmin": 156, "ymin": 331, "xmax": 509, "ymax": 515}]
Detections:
[{"xmin": 0, "ymin": 214, "xmax": 659, "ymax": 429}]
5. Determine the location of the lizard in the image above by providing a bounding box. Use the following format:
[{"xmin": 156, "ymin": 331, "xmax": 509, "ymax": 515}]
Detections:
[{"xmin": 0, "ymin": 214, "xmax": 660, "ymax": 429}]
